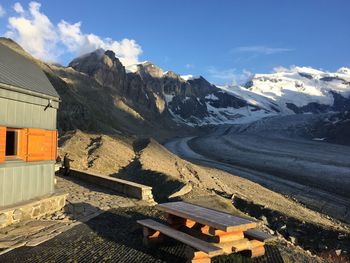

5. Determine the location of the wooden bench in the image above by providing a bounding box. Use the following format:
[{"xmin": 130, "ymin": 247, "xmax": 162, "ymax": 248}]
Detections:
[{"xmin": 137, "ymin": 219, "xmax": 224, "ymax": 263}]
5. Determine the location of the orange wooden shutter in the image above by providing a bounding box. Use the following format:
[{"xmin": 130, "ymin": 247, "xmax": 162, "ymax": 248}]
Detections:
[
  {"xmin": 27, "ymin": 128, "xmax": 47, "ymax": 161},
  {"xmin": 44, "ymin": 130, "xmax": 51, "ymax": 160},
  {"xmin": 0, "ymin": 127, "xmax": 6, "ymax": 163},
  {"xmin": 51, "ymin": 130, "xmax": 58, "ymax": 160},
  {"xmin": 27, "ymin": 128, "xmax": 57, "ymax": 162},
  {"xmin": 18, "ymin": 128, "xmax": 28, "ymax": 161}
]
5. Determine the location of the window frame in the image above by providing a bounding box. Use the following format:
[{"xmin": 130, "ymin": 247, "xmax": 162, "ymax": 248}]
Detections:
[{"xmin": 5, "ymin": 128, "xmax": 21, "ymax": 160}]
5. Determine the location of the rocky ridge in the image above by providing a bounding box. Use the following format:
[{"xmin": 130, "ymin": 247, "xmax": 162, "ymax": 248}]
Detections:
[{"xmin": 69, "ymin": 49, "xmax": 264, "ymax": 127}]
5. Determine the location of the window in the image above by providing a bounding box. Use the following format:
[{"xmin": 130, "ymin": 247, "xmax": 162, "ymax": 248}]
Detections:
[
  {"xmin": 5, "ymin": 129, "xmax": 19, "ymax": 158},
  {"xmin": 0, "ymin": 127, "xmax": 57, "ymax": 163}
]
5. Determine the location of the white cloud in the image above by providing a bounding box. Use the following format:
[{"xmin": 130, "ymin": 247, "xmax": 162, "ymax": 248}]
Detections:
[
  {"xmin": 5, "ymin": 2, "xmax": 59, "ymax": 61},
  {"xmin": 57, "ymin": 20, "xmax": 142, "ymax": 66},
  {"xmin": 208, "ymin": 67, "xmax": 253, "ymax": 85},
  {"xmin": 232, "ymin": 45, "xmax": 294, "ymax": 55},
  {"xmin": 13, "ymin": 3, "xmax": 24, "ymax": 13},
  {"xmin": 0, "ymin": 5, "xmax": 6, "ymax": 17},
  {"xmin": 185, "ymin": 63, "xmax": 195, "ymax": 69},
  {"xmin": 4, "ymin": 1, "xmax": 142, "ymax": 66}
]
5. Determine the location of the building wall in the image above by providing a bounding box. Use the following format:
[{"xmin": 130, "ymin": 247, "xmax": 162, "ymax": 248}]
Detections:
[
  {"xmin": 0, "ymin": 161, "xmax": 55, "ymax": 207},
  {"xmin": 0, "ymin": 86, "xmax": 59, "ymax": 207},
  {"xmin": 0, "ymin": 87, "xmax": 58, "ymax": 130}
]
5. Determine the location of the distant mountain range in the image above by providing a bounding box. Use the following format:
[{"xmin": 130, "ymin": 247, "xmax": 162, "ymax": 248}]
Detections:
[
  {"xmin": 68, "ymin": 48, "xmax": 350, "ymax": 126},
  {"xmin": 1, "ymin": 37, "xmax": 349, "ymax": 144}
]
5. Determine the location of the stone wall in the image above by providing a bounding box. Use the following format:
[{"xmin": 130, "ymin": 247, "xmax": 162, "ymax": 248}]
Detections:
[
  {"xmin": 0, "ymin": 192, "xmax": 68, "ymax": 228},
  {"xmin": 69, "ymin": 169, "xmax": 155, "ymax": 203}
]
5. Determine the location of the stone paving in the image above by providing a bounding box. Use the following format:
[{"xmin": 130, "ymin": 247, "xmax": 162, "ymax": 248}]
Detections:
[{"xmin": 0, "ymin": 175, "xmax": 143, "ymax": 255}]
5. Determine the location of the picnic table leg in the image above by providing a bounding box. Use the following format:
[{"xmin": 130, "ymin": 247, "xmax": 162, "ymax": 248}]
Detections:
[
  {"xmin": 142, "ymin": 226, "xmax": 163, "ymax": 246},
  {"xmin": 207, "ymin": 227, "xmax": 266, "ymax": 257},
  {"xmin": 250, "ymin": 244, "xmax": 265, "ymax": 258},
  {"xmin": 211, "ymin": 231, "xmax": 245, "ymax": 243},
  {"xmin": 166, "ymin": 214, "xmax": 196, "ymax": 229},
  {"xmin": 185, "ymin": 247, "xmax": 211, "ymax": 263},
  {"xmin": 231, "ymin": 239, "xmax": 265, "ymax": 257}
]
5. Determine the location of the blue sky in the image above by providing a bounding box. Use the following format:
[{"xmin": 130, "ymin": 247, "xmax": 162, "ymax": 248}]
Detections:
[{"xmin": 0, "ymin": 0, "xmax": 349, "ymax": 85}]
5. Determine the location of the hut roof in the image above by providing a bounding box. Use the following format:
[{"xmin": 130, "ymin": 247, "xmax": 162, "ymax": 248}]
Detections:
[{"xmin": 0, "ymin": 43, "xmax": 59, "ymax": 98}]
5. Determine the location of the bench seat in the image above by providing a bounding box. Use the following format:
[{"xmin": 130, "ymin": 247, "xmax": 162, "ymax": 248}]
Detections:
[{"xmin": 137, "ymin": 219, "xmax": 224, "ymax": 257}]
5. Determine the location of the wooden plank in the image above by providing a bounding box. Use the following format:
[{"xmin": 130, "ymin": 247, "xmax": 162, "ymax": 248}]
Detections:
[
  {"xmin": 18, "ymin": 128, "xmax": 28, "ymax": 161},
  {"xmin": 137, "ymin": 219, "xmax": 223, "ymax": 257},
  {"xmin": 0, "ymin": 126, "xmax": 6, "ymax": 163},
  {"xmin": 250, "ymin": 245, "xmax": 265, "ymax": 258},
  {"xmin": 245, "ymin": 229, "xmax": 275, "ymax": 242},
  {"xmin": 157, "ymin": 202, "xmax": 257, "ymax": 232},
  {"xmin": 212, "ymin": 231, "xmax": 244, "ymax": 243}
]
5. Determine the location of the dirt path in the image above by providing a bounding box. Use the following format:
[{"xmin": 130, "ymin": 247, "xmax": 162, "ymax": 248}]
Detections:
[{"xmin": 165, "ymin": 136, "xmax": 350, "ymax": 225}]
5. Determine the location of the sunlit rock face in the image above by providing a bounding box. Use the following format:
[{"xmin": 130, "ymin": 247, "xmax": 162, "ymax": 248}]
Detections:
[
  {"xmin": 68, "ymin": 48, "xmax": 263, "ymax": 126},
  {"xmin": 69, "ymin": 49, "xmax": 126, "ymax": 91}
]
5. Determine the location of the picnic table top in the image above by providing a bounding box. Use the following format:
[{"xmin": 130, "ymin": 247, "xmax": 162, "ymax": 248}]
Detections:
[{"xmin": 156, "ymin": 201, "xmax": 257, "ymax": 232}]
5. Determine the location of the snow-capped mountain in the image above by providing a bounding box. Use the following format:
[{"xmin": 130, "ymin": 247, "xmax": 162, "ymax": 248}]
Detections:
[
  {"xmin": 242, "ymin": 66, "xmax": 350, "ymax": 114},
  {"xmin": 211, "ymin": 66, "xmax": 350, "ymax": 126},
  {"xmin": 165, "ymin": 66, "xmax": 350, "ymax": 126}
]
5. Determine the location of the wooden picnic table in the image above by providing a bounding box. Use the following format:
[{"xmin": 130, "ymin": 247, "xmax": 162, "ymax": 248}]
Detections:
[
  {"xmin": 156, "ymin": 201, "xmax": 257, "ymax": 232},
  {"xmin": 138, "ymin": 201, "xmax": 271, "ymax": 263}
]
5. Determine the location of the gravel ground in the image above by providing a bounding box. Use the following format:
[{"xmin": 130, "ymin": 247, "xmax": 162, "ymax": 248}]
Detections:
[{"xmin": 0, "ymin": 206, "xmax": 285, "ymax": 263}]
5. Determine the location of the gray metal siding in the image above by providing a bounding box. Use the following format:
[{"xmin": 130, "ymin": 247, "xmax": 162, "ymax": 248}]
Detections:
[
  {"xmin": 0, "ymin": 43, "xmax": 60, "ymax": 98},
  {"xmin": 0, "ymin": 85, "xmax": 59, "ymax": 108},
  {"xmin": 0, "ymin": 95, "xmax": 57, "ymax": 130},
  {"xmin": 0, "ymin": 161, "xmax": 54, "ymax": 207}
]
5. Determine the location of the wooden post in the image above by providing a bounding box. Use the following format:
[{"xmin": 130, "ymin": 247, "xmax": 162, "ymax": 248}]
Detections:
[{"xmin": 184, "ymin": 247, "xmax": 211, "ymax": 263}]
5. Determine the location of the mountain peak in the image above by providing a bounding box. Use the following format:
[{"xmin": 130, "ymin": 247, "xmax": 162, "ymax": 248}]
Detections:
[
  {"xmin": 104, "ymin": 50, "xmax": 116, "ymax": 60},
  {"xmin": 125, "ymin": 61, "xmax": 164, "ymax": 78},
  {"xmin": 68, "ymin": 48, "xmax": 126, "ymax": 90},
  {"xmin": 337, "ymin": 67, "xmax": 350, "ymax": 75}
]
